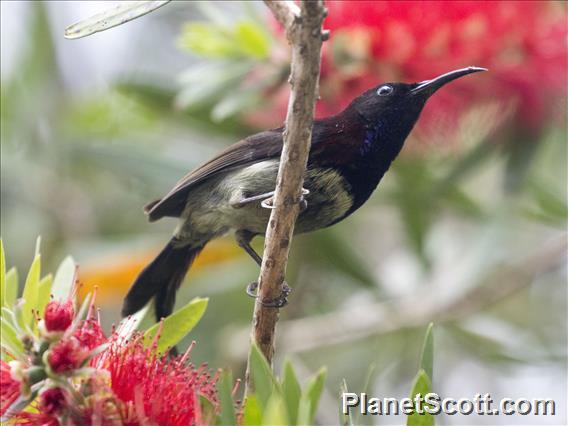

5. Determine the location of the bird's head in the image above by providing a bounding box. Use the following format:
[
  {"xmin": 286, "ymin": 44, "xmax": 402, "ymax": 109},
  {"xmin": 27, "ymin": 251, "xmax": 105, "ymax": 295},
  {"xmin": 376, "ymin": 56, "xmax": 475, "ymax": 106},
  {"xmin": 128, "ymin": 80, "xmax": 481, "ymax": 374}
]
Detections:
[{"xmin": 349, "ymin": 67, "xmax": 487, "ymax": 136}]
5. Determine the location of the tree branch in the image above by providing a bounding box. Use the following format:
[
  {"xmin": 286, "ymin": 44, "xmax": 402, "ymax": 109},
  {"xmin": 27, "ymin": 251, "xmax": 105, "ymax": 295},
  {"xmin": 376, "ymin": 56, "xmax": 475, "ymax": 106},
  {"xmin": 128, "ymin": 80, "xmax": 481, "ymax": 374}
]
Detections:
[{"xmin": 245, "ymin": 0, "xmax": 326, "ymax": 388}]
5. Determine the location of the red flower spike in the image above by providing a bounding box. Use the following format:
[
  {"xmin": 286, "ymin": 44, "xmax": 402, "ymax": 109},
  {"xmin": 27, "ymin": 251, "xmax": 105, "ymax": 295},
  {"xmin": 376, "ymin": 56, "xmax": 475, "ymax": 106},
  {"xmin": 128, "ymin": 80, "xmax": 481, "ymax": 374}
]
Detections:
[
  {"xmin": 44, "ymin": 300, "xmax": 74, "ymax": 332},
  {"xmin": 99, "ymin": 334, "xmax": 219, "ymax": 426},
  {"xmin": 1, "ymin": 360, "xmax": 21, "ymax": 416},
  {"xmin": 5, "ymin": 284, "xmax": 222, "ymax": 425},
  {"xmin": 259, "ymin": 1, "xmax": 567, "ymax": 137}
]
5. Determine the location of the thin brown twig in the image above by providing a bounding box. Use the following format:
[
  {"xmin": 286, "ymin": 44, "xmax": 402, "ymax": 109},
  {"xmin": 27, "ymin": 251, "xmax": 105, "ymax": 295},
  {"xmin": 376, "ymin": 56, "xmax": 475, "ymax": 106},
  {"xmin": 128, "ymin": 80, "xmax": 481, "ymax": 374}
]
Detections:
[{"xmin": 245, "ymin": 0, "xmax": 326, "ymax": 391}]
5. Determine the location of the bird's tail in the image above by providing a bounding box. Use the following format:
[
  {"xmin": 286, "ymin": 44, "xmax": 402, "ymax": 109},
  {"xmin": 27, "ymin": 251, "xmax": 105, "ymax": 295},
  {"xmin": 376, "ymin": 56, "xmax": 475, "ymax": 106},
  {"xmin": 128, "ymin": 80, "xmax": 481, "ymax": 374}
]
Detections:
[{"xmin": 121, "ymin": 239, "xmax": 205, "ymax": 321}]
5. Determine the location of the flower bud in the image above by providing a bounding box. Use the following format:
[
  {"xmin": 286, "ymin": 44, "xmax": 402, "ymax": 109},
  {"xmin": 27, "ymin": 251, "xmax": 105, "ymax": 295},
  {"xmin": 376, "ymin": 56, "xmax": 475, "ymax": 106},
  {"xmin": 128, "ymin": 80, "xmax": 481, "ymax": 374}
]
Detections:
[
  {"xmin": 47, "ymin": 338, "xmax": 86, "ymax": 374},
  {"xmin": 44, "ymin": 300, "xmax": 74, "ymax": 332},
  {"xmin": 39, "ymin": 387, "xmax": 66, "ymax": 415}
]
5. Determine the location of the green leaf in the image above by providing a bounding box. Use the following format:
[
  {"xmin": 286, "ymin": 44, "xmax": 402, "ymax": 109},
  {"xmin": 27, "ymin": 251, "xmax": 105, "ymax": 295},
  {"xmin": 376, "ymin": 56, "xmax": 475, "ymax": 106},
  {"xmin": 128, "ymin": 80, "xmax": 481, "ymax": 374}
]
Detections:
[
  {"xmin": 407, "ymin": 370, "xmax": 434, "ymax": 426},
  {"xmin": 1, "ymin": 316, "xmax": 24, "ymax": 359},
  {"xmin": 22, "ymin": 254, "xmax": 41, "ymax": 327},
  {"xmin": 262, "ymin": 394, "xmax": 288, "ymax": 426},
  {"xmin": 282, "ymin": 360, "xmax": 301, "ymax": 425},
  {"xmin": 249, "ymin": 343, "xmax": 278, "ymax": 409},
  {"xmin": 37, "ymin": 274, "xmax": 53, "ymax": 318},
  {"xmin": 211, "ymin": 90, "xmax": 259, "ymax": 122},
  {"xmin": 51, "ymin": 256, "xmax": 76, "ymax": 300},
  {"xmin": 218, "ymin": 370, "xmax": 237, "ymax": 426},
  {"xmin": 143, "ymin": 297, "xmax": 208, "ymax": 353},
  {"xmin": 175, "ymin": 61, "xmax": 251, "ymax": 109},
  {"xmin": 242, "ymin": 395, "xmax": 263, "ymax": 426},
  {"xmin": 419, "ymin": 323, "xmax": 434, "ymax": 380},
  {"xmin": 526, "ymin": 180, "xmax": 568, "ymax": 225},
  {"xmin": 200, "ymin": 395, "xmax": 217, "ymax": 425},
  {"xmin": 234, "ymin": 21, "xmax": 270, "ymax": 59},
  {"xmin": 179, "ymin": 19, "xmax": 270, "ymax": 60},
  {"xmin": 297, "ymin": 367, "xmax": 327, "ymax": 425},
  {"xmin": 65, "ymin": 0, "xmax": 171, "ymax": 39},
  {"xmin": 5, "ymin": 268, "xmax": 18, "ymax": 308},
  {"xmin": 116, "ymin": 81, "xmax": 253, "ymax": 137},
  {"xmin": 297, "ymin": 398, "xmax": 312, "ymax": 426},
  {"xmin": 179, "ymin": 23, "xmax": 238, "ymax": 58},
  {"xmin": 0, "ymin": 239, "xmax": 5, "ymax": 308}
]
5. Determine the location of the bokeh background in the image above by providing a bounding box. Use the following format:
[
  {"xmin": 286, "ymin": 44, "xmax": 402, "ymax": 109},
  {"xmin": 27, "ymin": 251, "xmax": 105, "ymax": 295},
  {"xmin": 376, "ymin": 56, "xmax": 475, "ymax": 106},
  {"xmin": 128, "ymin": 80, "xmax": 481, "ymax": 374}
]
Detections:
[{"xmin": 1, "ymin": 1, "xmax": 566, "ymax": 425}]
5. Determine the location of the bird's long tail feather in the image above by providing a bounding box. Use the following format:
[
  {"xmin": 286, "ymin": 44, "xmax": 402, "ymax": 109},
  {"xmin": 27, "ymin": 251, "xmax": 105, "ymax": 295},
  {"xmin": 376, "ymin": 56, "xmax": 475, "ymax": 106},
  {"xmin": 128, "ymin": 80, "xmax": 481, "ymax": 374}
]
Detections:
[{"xmin": 121, "ymin": 239, "xmax": 204, "ymax": 320}]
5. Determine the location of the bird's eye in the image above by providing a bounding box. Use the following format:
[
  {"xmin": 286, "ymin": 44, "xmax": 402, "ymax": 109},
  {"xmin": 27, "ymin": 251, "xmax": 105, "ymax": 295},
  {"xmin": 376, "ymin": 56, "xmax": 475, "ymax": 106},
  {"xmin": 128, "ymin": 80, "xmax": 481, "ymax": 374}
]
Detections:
[{"xmin": 376, "ymin": 85, "xmax": 393, "ymax": 96}]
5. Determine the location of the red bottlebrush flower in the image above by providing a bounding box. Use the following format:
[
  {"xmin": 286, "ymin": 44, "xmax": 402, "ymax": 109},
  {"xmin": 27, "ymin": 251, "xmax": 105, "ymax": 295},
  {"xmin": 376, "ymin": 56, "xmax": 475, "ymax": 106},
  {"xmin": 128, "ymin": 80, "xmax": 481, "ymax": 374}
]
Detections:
[
  {"xmin": 98, "ymin": 336, "xmax": 218, "ymax": 426},
  {"xmin": 38, "ymin": 387, "xmax": 66, "ymax": 416},
  {"xmin": 257, "ymin": 1, "xmax": 567, "ymax": 137},
  {"xmin": 1, "ymin": 360, "xmax": 21, "ymax": 416},
  {"xmin": 74, "ymin": 317, "xmax": 106, "ymax": 352},
  {"xmin": 4, "ymin": 285, "xmax": 221, "ymax": 425},
  {"xmin": 47, "ymin": 337, "xmax": 88, "ymax": 374},
  {"xmin": 44, "ymin": 300, "xmax": 74, "ymax": 332}
]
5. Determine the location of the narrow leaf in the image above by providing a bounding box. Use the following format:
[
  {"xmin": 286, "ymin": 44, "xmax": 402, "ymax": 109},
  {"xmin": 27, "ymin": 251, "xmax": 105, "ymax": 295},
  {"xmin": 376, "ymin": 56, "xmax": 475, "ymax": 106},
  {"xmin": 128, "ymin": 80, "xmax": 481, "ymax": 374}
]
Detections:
[
  {"xmin": 143, "ymin": 297, "xmax": 208, "ymax": 353},
  {"xmin": 282, "ymin": 360, "xmax": 301, "ymax": 425},
  {"xmin": 242, "ymin": 395, "xmax": 263, "ymax": 426},
  {"xmin": 407, "ymin": 370, "xmax": 434, "ymax": 426},
  {"xmin": 419, "ymin": 323, "xmax": 434, "ymax": 380},
  {"xmin": 65, "ymin": 1, "xmax": 171, "ymax": 40},
  {"xmin": 0, "ymin": 239, "xmax": 5, "ymax": 307},
  {"xmin": 1, "ymin": 316, "xmax": 24, "ymax": 358},
  {"xmin": 249, "ymin": 343, "xmax": 277, "ymax": 409},
  {"xmin": 262, "ymin": 394, "xmax": 288, "ymax": 426},
  {"xmin": 22, "ymin": 254, "xmax": 41, "ymax": 327},
  {"xmin": 298, "ymin": 367, "xmax": 327, "ymax": 425},
  {"xmin": 37, "ymin": 274, "xmax": 53, "ymax": 318},
  {"xmin": 51, "ymin": 256, "xmax": 76, "ymax": 300},
  {"xmin": 5, "ymin": 268, "xmax": 18, "ymax": 308},
  {"xmin": 218, "ymin": 371, "xmax": 237, "ymax": 426},
  {"xmin": 296, "ymin": 398, "xmax": 312, "ymax": 426}
]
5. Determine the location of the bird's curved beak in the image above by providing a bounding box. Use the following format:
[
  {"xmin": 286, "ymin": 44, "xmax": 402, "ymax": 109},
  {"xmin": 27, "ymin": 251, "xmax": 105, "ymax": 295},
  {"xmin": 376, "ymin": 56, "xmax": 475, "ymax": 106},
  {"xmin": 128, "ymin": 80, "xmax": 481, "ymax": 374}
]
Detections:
[{"xmin": 411, "ymin": 66, "xmax": 487, "ymax": 96}]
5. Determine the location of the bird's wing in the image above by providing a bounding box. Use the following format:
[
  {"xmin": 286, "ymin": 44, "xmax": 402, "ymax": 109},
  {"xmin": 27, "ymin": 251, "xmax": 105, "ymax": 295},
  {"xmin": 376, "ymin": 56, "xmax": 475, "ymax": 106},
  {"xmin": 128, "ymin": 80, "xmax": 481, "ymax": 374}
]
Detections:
[{"xmin": 146, "ymin": 129, "xmax": 284, "ymax": 221}]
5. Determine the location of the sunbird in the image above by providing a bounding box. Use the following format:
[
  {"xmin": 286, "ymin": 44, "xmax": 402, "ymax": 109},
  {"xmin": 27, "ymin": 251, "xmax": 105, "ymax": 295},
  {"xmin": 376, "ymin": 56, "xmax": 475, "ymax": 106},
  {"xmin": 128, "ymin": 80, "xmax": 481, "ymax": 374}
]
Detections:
[{"xmin": 122, "ymin": 67, "xmax": 487, "ymax": 320}]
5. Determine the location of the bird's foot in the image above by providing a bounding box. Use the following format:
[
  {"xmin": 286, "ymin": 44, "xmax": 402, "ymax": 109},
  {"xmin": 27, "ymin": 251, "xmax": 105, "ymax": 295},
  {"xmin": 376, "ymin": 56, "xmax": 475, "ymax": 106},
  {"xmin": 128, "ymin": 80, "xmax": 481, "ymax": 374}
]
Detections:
[
  {"xmin": 246, "ymin": 281, "xmax": 292, "ymax": 308},
  {"xmin": 261, "ymin": 188, "xmax": 309, "ymax": 211}
]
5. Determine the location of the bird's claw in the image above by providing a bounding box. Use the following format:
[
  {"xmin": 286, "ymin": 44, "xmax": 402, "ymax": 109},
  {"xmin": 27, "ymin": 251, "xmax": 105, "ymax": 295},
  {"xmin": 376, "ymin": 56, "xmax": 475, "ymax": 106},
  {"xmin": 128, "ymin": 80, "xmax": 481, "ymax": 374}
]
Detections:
[
  {"xmin": 245, "ymin": 281, "xmax": 292, "ymax": 308},
  {"xmin": 246, "ymin": 281, "xmax": 259, "ymax": 298},
  {"xmin": 261, "ymin": 188, "xmax": 310, "ymax": 210}
]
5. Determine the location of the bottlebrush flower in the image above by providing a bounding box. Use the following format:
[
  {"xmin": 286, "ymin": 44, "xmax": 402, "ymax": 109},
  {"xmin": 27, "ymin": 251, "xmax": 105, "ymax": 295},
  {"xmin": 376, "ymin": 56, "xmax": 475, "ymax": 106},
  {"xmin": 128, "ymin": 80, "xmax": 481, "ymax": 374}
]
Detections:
[
  {"xmin": 2, "ymin": 265, "xmax": 220, "ymax": 424},
  {"xmin": 1, "ymin": 360, "xmax": 21, "ymax": 416},
  {"xmin": 98, "ymin": 337, "xmax": 219, "ymax": 425},
  {"xmin": 43, "ymin": 300, "xmax": 74, "ymax": 332},
  {"xmin": 253, "ymin": 1, "xmax": 567, "ymax": 137}
]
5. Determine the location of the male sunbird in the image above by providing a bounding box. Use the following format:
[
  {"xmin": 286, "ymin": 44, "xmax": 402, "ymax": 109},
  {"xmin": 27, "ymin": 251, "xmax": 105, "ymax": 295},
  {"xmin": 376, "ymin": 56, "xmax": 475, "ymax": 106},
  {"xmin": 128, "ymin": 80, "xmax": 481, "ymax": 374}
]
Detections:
[{"xmin": 122, "ymin": 67, "xmax": 487, "ymax": 320}]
